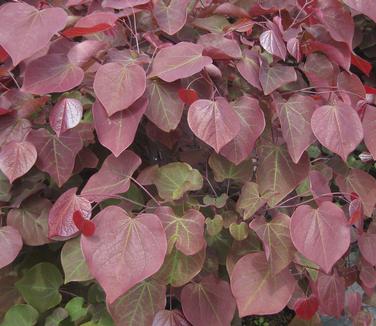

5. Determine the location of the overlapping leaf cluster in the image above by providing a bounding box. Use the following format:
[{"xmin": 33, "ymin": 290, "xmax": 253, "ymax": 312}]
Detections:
[{"xmin": 1, "ymin": 0, "xmax": 376, "ymax": 325}]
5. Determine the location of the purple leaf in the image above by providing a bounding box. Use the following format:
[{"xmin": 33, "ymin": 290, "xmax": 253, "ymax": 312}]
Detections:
[
  {"xmin": 290, "ymin": 202, "xmax": 350, "ymax": 273},
  {"xmin": 0, "ymin": 226, "xmax": 23, "ymax": 269},
  {"xmin": 48, "ymin": 187, "xmax": 91, "ymax": 240},
  {"xmin": 197, "ymin": 33, "xmax": 242, "ymax": 59},
  {"xmin": 49, "ymin": 98, "xmax": 83, "ymax": 137},
  {"xmin": 93, "ymin": 62, "xmax": 146, "ymax": 116},
  {"xmin": 81, "ymin": 206, "xmax": 167, "ymax": 304},
  {"xmin": 343, "ymin": 0, "xmax": 376, "ymax": 24},
  {"xmin": 0, "ymin": 141, "xmax": 37, "ymax": 183},
  {"xmin": 275, "ymin": 94, "xmax": 316, "ymax": 163},
  {"xmin": 236, "ymin": 49, "xmax": 262, "ymax": 90},
  {"xmin": 81, "ymin": 150, "xmax": 141, "ymax": 202},
  {"xmin": 187, "ymin": 97, "xmax": 241, "ymax": 153},
  {"xmin": 311, "ymin": 102, "xmax": 363, "ymax": 161},
  {"xmin": 259, "ymin": 61, "xmax": 297, "ymax": 95},
  {"xmin": 220, "ymin": 96, "xmax": 265, "ymax": 164},
  {"xmin": 67, "ymin": 40, "xmax": 107, "ymax": 67},
  {"xmin": 0, "ymin": 116, "xmax": 31, "ymax": 147},
  {"xmin": 93, "ymin": 98, "xmax": 147, "ymax": 157},
  {"xmin": 260, "ymin": 22, "xmax": 287, "ymax": 60},
  {"xmin": 145, "ymin": 80, "xmax": 184, "ymax": 132},
  {"xmin": 27, "ymin": 128, "xmax": 83, "ymax": 187},
  {"xmin": 153, "ymin": 0, "xmax": 190, "ymax": 35},
  {"xmin": 149, "ymin": 42, "xmax": 212, "ymax": 82},
  {"xmin": 22, "ymin": 54, "xmax": 84, "ymax": 95},
  {"xmin": 0, "ymin": 3, "xmax": 67, "ymax": 66},
  {"xmin": 102, "ymin": 0, "xmax": 149, "ymax": 9}
]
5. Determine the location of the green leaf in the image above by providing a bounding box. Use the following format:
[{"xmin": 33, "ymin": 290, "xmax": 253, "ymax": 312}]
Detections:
[
  {"xmin": 203, "ymin": 193, "xmax": 228, "ymax": 208},
  {"xmin": 15, "ymin": 263, "xmax": 63, "ymax": 312},
  {"xmin": 205, "ymin": 215, "xmax": 224, "ymax": 236},
  {"xmin": 0, "ymin": 171, "xmax": 11, "ymax": 202},
  {"xmin": 44, "ymin": 307, "xmax": 68, "ymax": 326},
  {"xmin": 154, "ymin": 247, "xmax": 206, "ymax": 287},
  {"xmin": 236, "ymin": 182, "xmax": 266, "ymax": 220},
  {"xmin": 0, "ymin": 304, "xmax": 38, "ymax": 326},
  {"xmin": 229, "ymin": 222, "xmax": 249, "ymax": 241},
  {"xmin": 61, "ymin": 237, "xmax": 92, "ymax": 284},
  {"xmin": 208, "ymin": 153, "xmax": 252, "ymax": 182},
  {"xmin": 65, "ymin": 297, "xmax": 88, "ymax": 322},
  {"xmin": 154, "ymin": 162, "xmax": 203, "ymax": 201}
]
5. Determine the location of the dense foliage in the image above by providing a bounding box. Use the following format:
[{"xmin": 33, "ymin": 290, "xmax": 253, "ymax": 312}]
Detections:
[{"xmin": 1, "ymin": 0, "xmax": 376, "ymax": 325}]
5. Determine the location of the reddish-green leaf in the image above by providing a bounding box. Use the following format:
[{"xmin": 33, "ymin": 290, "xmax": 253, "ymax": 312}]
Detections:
[
  {"xmin": 236, "ymin": 182, "xmax": 266, "ymax": 220},
  {"xmin": 250, "ymin": 213, "xmax": 295, "ymax": 274},
  {"xmin": 109, "ymin": 279, "xmax": 166, "ymax": 326},
  {"xmin": 155, "ymin": 206, "xmax": 205, "ymax": 256},
  {"xmin": 256, "ymin": 142, "xmax": 309, "ymax": 207}
]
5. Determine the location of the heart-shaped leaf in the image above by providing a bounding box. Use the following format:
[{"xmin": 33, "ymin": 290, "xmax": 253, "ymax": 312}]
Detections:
[
  {"xmin": 81, "ymin": 150, "xmax": 141, "ymax": 202},
  {"xmin": 145, "ymin": 80, "xmax": 184, "ymax": 132},
  {"xmin": 358, "ymin": 222, "xmax": 376, "ymax": 266},
  {"xmin": 15, "ymin": 263, "xmax": 63, "ymax": 313},
  {"xmin": 290, "ymin": 202, "xmax": 350, "ymax": 273},
  {"xmin": 152, "ymin": 310, "xmax": 190, "ymax": 326},
  {"xmin": 0, "ymin": 141, "xmax": 37, "ymax": 183},
  {"xmin": 1, "ymin": 304, "xmax": 39, "ymax": 326},
  {"xmin": 236, "ymin": 182, "xmax": 266, "ymax": 220},
  {"xmin": 0, "ymin": 226, "xmax": 23, "ymax": 269},
  {"xmin": 181, "ymin": 275, "xmax": 236, "ymax": 326},
  {"xmin": 155, "ymin": 206, "xmax": 205, "ymax": 255},
  {"xmin": 27, "ymin": 128, "xmax": 83, "ymax": 187},
  {"xmin": 259, "ymin": 62, "xmax": 297, "ymax": 95},
  {"xmin": 81, "ymin": 206, "xmax": 167, "ymax": 304},
  {"xmin": 48, "ymin": 187, "xmax": 91, "ymax": 240},
  {"xmin": 109, "ymin": 279, "xmax": 166, "ymax": 326},
  {"xmin": 230, "ymin": 252, "xmax": 296, "ymax": 317},
  {"xmin": 154, "ymin": 162, "xmax": 203, "ymax": 201},
  {"xmin": 93, "ymin": 62, "xmax": 146, "ymax": 116},
  {"xmin": 93, "ymin": 97, "xmax": 147, "ymax": 157},
  {"xmin": 22, "ymin": 54, "xmax": 84, "ymax": 96},
  {"xmin": 0, "ymin": 3, "xmax": 67, "ymax": 66},
  {"xmin": 188, "ymin": 97, "xmax": 241, "ymax": 153},
  {"xmin": 250, "ymin": 213, "xmax": 295, "ymax": 274},
  {"xmin": 149, "ymin": 42, "xmax": 212, "ymax": 82},
  {"xmin": 153, "ymin": 0, "xmax": 190, "ymax": 35},
  {"xmin": 49, "ymin": 98, "xmax": 83, "ymax": 137},
  {"xmin": 208, "ymin": 153, "xmax": 252, "ymax": 182},
  {"xmin": 220, "ymin": 96, "xmax": 265, "ymax": 164},
  {"xmin": 294, "ymin": 295, "xmax": 319, "ymax": 320},
  {"xmin": 311, "ymin": 103, "xmax": 363, "ymax": 161}
]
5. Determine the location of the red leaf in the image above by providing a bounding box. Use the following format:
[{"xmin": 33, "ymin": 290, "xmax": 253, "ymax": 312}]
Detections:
[
  {"xmin": 0, "ymin": 46, "xmax": 8, "ymax": 63},
  {"xmin": 317, "ymin": 272, "xmax": 345, "ymax": 318},
  {"xmin": 348, "ymin": 198, "xmax": 363, "ymax": 225},
  {"xmin": 294, "ymin": 295, "xmax": 319, "ymax": 320},
  {"xmin": 61, "ymin": 23, "xmax": 112, "ymax": 38},
  {"xmin": 0, "ymin": 108, "xmax": 12, "ymax": 116},
  {"xmin": 81, "ymin": 219, "xmax": 95, "ymax": 237},
  {"xmin": 365, "ymin": 85, "xmax": 376, "ymax": 94},
  {"xmin": 73, "ymin": 210, "xmax": 84, "ymax": 230},
  {"xmin": 351, "ymin": 53, "xmax": 372, "ymax": 76},
  {"xmin": 358, "ymin": 222, "xmax": 376, "ymax": 266},
  {"xmin": 0, "ymin": 226, "xmax": 23, "ymax": 269},
  {"xmin": 178, "ymin": 88, "xmax": 199, "ymax": 105}
]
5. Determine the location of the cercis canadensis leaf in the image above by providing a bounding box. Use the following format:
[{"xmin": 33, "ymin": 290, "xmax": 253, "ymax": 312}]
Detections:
[
  {"xmin": 181, "ymin": 275, "xmax": 236, "ymax": 326},
  {"xmin": 311, "ymin": 103, "xmax": 363, "ymax": 161},
  {"xmin": 152, "ymin": 310, "xmax": 190, "ymax": 326},
  {"xmin": 155, "ymin": 206, "xmax": 205, "ymax": 256},
  {"xmin": 188, "ymin": 97, "xmax": 241, "ymax": 153},
  {"xmin": 48, "ymin": 187, "xmax": 91, "ymax": 240},
  {"xmin": 178, "ymin": 88, "xmax": 199, "ymax": 106},
  {"xmin": 93, "ymin": 97, "xmax": 147, "ymax": 157},
  {"xmin": 154, "ymin": 162, "xmax": 203, "ymax": 201},
  {"xmin": 230, "ymin": 252, "xmax": 296, "ymax": 317},
  {"xmin": 0, "ymin": 3, "xmax": 67, "ymax": 66},
  {"xmin": 93, "ymin": 62, "xmax": 146, "ymax": 116},
  {"xmin": 72, "ymin": 211, "xmax": 95, "ymax": 237},
  {"xmin": 148, "ymin": 42, "xmax": 212, "ymax": 82},
  {"xmin": 81, "ymin": 150, "xmax": 141, "ymax": 202},
  {"xmin": 0, "ymin": 141, "xmax": 37, "ymax": 183},
  {"xmin": 81, "ymin": 206, "xmax": 167, "ymax": 304},
  {"xmin": 290, "ymin": 202, "xmax": 350, "ymax": 273},
  {"xmin": 294, "ymin": 295, "xmax": 319, "ymax": 320},
  {"xmin": 153, "ymin": 0, "xmax": 190, "ymax": 35},
  {"xmin": 49, "ymin": 98, "xmax": 83, "ymax": 137},
  {"xmin": 0, "ymin": 226, "xmax": 23, "ymax": 269}
]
